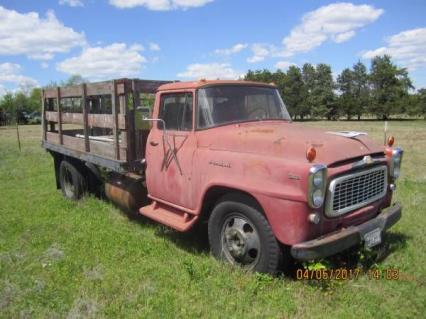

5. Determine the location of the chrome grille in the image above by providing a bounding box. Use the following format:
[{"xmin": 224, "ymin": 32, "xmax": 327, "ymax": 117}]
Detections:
[{"xmin": 325, "ymin": 166, "xmax": 387, "ymax": 217}]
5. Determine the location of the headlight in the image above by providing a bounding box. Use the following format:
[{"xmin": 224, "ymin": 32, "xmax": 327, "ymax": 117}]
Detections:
[
  {"xmin": 308, "ymin": 164, "xmax": 327, "ymax": 208},
  {"xmin": 390, "ymin": 148, "xmax": 403, "ymax": 179}
]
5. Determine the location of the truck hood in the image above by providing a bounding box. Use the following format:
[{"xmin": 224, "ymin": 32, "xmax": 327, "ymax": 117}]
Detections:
[{"xmin": 199, "ymin": 121, "xmax": 384, "ymax": 165}]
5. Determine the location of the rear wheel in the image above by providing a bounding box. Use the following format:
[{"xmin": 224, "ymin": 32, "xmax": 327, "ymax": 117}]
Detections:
[
  {"xmin": 59, "ymin": 160, "xmax": 87, "ymax": 200},
  {"xmin": 208, "ymin": 194, "xmax": 282, "ymax": 274}
]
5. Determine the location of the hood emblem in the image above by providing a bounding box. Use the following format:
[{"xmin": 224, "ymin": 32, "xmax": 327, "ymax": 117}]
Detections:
[
  {"xmin": 363, "ymin": 155, "xmax": 373, "ymax": 164},
  {"xmin": 352, "ymin": 155, "xmax": 380, "ymax": 168},
  {"xmin": 326, "ymin": 131, "xmax": 367, "ymax": 138}
]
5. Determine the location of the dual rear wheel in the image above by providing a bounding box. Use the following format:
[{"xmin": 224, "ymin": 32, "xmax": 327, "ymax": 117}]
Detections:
[{"xmin": 59, "ymin": 160, "xmax": 87, "ymax": 200}]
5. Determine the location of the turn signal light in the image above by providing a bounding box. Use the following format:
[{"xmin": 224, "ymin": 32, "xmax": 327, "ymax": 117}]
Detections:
[
  {"xmin": 387, "ymin": 136, "xmax": 395, "ymax": 147},
  {"xmin": 306, "ymin": 147, "xmax": 316, "ymax": 162}
]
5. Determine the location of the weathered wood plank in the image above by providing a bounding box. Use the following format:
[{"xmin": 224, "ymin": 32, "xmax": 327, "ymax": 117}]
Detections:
[
  {"xmin": 63, "ymin": 135, "xmax": 85, "ymax": 152},
  {"xmin": 111, "ymin": 80, "xmax": 120, "ymax": 160},
  {"xmin": 57, "ymin": 87, "xmax": 63, "ymax": 144},
  {"xmin": 86, "ymin": 81, "xmax": 112, "ymax": 96},
  {"xmin": 82, "ymin": 84, "xmax": 90, "ymax": 152},
  {"xmin": 133, "ymin": 80, "xmax": 172, "ymax": 93},
  {"xmin": 44, "ymin": 88, "xmax": 56, "ymax": 99},
  {"xmin": 42, "ymin": 90, "xmax": 47, "ymax": 141},
  {"xmin": 60, "ymin": 85, "xmax": 82, "ymax": 98},
  {"xmin": 88, "ymin": 140, "xmax": 127, "ymax": 161},
  {"xmin": 46, "ymin": 132, "xmax": 60, "ymax": 144},
  {"xmin": 45, "ymin": 111, "xmax": 126, "ymax": 129}
]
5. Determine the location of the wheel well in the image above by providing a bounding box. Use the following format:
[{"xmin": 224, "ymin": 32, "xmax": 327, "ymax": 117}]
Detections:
[{"xmin": 199, "ymin": 186, "xmax": 264, "ymax": 223}]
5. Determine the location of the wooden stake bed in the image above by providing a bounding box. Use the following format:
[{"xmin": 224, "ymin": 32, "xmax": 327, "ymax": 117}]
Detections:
[{"xmin": 41, "ymin": 78, "xmax": 172, "ymax": 172}]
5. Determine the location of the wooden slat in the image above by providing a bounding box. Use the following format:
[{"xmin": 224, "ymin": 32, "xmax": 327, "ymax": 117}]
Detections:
[
  {"xmin": 63, "ymin": 135, "xmax": 85, "ymax": 152},
  {"xmin": 88, "ymin": 114, "xmax": 126, "ymax": 129},
  {"xmin": 62, "ymin": 112, "xmax": 83, "ymax": 125},
  {"xmin": 57, "ymin": 87, "xmax": 63, "ymax": 144},
  {"xmin": 46, "ymin": 132, "xmax": 60, "ymax": 144},
  {"xmin": 42, "ymin": 90, "xmax": 47, "ymax": 141},
  {"xmin": 86, "ymin": 81, "xmax": 112, "ymax": 96},
  {"xmin": 82, "ymin": 84, "xmax": 90, "ymax": 152},
  {"xmin": 44, "ymin": 88, "xmax": 56, "ymax": 99},
  {"xmin": 111, "ymin": 80, "xmax": 120, "ymax": 160},
  {"xmin": 88, "ymin": 140, "xmax": 127, "ymax": 161},
  {"xmin": 60, "ymin": 85, "xmax": 82, "ymax": 98},
  {"xmin": 133, "ymin": 80, "xmax": 172, "ymax": 93},
  {"xmin": 45, "ymin": 111, "xmax": 126, "ymax": 129}
]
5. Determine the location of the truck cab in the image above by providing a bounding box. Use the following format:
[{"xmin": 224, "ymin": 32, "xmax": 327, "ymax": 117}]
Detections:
[{"xmin": 42, "ymin": 78, "xmax": 403, "ymax": 274}]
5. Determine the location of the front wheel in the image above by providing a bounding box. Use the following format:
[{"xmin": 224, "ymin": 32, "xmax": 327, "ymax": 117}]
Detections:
[{"xmin": 208, "ymin": 194, "xmax": 282, "ymax": 274}]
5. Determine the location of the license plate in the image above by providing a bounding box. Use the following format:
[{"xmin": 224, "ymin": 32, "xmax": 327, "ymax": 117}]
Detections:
[{"xmin": 364, "ymin": 228, "xmax": 382, "ymax": 248}]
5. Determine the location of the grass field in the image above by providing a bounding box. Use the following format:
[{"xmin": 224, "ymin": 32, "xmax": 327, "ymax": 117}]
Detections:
[{"xmin": 1, "ymin": 121, "xmax": 425, "ymax": 318}]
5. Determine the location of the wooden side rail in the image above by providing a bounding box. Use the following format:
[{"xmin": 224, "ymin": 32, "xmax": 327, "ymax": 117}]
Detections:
[
  {"xmin": 45, "ymin": 111, "xmax": 127, "ymax": 129},
  {"xmin": 42, "ymin": 78, "xmax": 173, "ymax": 168}
]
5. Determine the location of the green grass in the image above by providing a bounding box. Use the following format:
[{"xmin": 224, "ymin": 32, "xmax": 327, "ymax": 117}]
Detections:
[{"xmin": 1, "ymin": 121, "xmax": 425, "ymax": 318}]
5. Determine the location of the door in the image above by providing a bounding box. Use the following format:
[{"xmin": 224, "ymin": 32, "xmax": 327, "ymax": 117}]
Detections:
[{"xmin": 145, "ymin": 91, "xmax": 196, "ymax": 209}]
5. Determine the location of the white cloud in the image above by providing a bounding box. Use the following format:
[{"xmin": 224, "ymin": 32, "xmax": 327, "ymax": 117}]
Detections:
[
  {"xmin": 149, "ymin": 42, "xmax": 161, "ymax": 51},
  {"xmin": 282, "ymin": 3, "xmax": 383, "ymax": 57},
  {"xmin": 215, "ymin": 43, "xmax": 248, "ymax": 56},
  {"xmin": 0, "ymin": 6, "xmax": 86, "ymax": 60},
  {"xmin": 57, "ymin": 43, "xmax": 147, "ymax": 80},
  {"xmin": 275, "ymin": 61, "xmax": 295, "ymax": 70},
  {"xmin": 0, "ymin": 63, "xmax": 39, "ymax": 89},
  {"xmin": 41, "ymin": 62, "xmax": 49, "ymax": 69},
  {"xmin": 247, "ymin": 44, "xmax": 276, "ymax": 63},
  {"xmin": 109, "ymin": 0, "xmax": 214, "ymax": 10},
  {"xmin": 362, "ymin": 28, "xmax": 426, "ymax": 70},
  {"xmin": 177, "ymin": 63, "xmax": 240, "ymax": 79},
  {"xmin": 59, "ymin": 0, "xmax": 84, "ymax": 7}
]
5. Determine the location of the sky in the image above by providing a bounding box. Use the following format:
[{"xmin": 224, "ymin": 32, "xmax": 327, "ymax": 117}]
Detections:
[{"xmin": 0, "ymin": 0, "xmax": 425, "ymax": 95}]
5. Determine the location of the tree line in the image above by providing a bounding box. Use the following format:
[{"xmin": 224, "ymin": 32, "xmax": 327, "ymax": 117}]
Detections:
[
  {"xmin": 1, "ymin": 56, "xmax": 425, "ymax": 124},
  {"xmin": 245, "ymin": 55, "xmax": 426, "ymax": 120}
]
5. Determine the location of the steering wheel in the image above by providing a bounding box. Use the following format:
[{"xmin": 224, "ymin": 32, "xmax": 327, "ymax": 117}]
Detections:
[{"xmin": 247, "ymin": 107, "xmax": 267, "ymax": 120}]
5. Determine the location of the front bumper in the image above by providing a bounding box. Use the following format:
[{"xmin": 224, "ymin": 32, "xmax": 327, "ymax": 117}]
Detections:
[{"xmin": 290, "ymin": 202, "xmax": 402, "ymax": 261}]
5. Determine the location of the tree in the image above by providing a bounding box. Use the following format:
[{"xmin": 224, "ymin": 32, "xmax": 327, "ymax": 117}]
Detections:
[
  {"xmin": 0, "ymin": 93, "xmax": 15, "ymax": 112},
  {"xmin": 337, "ymin": 68, "xmax": 356, "ymax": 120},
  {"xmin": 282, "ymin": 66, "xmax": 305, "ymax": 119},
  {"xmin": 28, "ymin": 88, "xmax": 42, "ymax": 112},
  {"xmin": 244, "ymin": 69, "xmax": 274, "ymax": 83},
  {"xmin": 301, "ymin": 63, "xmax": 316, "ymax": 119},
  {"xmin": 351, "ymin": 61, "xmax": 370, "ymax": 120},
  {"xmin": 312, "ymin": 64, "xmax": 337, "ymax": 119},
  {"xmin": 62, "ymin": 74, "xmax": 87, "ymax": 86},
  {"xmin": 369, "ymin": 55, "xmax": 413, "ymax": 119}
]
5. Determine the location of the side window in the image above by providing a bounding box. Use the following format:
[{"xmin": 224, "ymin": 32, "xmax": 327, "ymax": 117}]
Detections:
[{"xmin": 158, "ymin": 93, "xmax": 193, "ymax": 131}]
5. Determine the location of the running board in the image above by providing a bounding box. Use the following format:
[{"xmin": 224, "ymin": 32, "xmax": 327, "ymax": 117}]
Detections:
[{"xmin": 139, "ymin": 202, "xmax": 198, "ymax": 232}]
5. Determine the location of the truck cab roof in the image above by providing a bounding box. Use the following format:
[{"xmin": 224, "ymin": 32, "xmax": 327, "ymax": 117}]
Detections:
[{"xmin": 157, "ymin": 80, "xmax": 277, "ymax": 91}]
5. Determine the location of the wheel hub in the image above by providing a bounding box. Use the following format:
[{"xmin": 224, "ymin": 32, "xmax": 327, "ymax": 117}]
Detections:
[
  {"xmin": 221, "ymin": 215, "xmax": 261, "ymax": 267},
  {"xmin": 225, "ymin": 229, "xmax": 247, "ymax": 258}
]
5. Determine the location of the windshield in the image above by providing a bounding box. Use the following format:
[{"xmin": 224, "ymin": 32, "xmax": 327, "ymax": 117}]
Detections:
[{"xmin": 197, "ymin": 86, "xmax": 291, "ymax": 129}]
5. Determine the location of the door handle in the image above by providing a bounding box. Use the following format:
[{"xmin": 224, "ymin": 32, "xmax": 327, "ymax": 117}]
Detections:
[{"xmin": 150, "ymin": 141, "xmax": 159, "ymax": 146}]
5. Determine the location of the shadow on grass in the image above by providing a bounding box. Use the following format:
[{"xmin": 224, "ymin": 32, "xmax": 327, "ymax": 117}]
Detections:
[
  {"xmin": 109, "ymin": 200, "xmax": 210, "ymax": 254},
  {"xmin": 107, "ymin": 197, "xmax": 410, "ymax": 279}
]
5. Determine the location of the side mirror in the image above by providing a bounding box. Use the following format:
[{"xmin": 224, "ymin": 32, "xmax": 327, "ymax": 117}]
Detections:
[{"xmin": 142, "ymin": 117, "xmax": 167, "ymax": 131}]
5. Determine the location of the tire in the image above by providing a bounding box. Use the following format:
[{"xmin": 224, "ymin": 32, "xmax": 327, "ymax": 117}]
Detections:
[
  {"xmin": 59, "ymin": 160, "xmax": 87, "ymax": 200},
  {"xmin": 208, "ymin": 193, "xmax": 282, "ymax": 274}
]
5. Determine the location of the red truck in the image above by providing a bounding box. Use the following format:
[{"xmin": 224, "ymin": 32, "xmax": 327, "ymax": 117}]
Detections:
[{"xmin": 42, "ymin": 78, "xmax": 403, "ymax": 274}]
